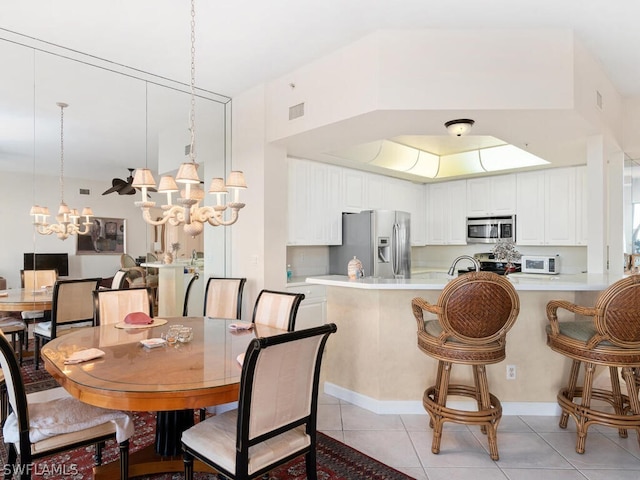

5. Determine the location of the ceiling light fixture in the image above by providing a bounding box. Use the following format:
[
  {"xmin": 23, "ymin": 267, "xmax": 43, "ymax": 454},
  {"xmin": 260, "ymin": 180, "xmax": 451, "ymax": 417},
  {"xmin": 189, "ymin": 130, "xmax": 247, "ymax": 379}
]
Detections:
[
  {"xmin": 132, "ymin": 0, "xmax": 247, "ymax": 238},
  {"xmin": 30, "ymin": 102, "xmax": 94, "ymax": 240},
  {"xmin": 444, "ymin": 118, "xmax": 475, "ymax": 137}
]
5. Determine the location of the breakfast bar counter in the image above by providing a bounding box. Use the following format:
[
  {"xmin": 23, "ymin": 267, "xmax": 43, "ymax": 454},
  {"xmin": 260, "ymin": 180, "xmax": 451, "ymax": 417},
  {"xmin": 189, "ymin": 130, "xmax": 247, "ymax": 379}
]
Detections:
[{"xmin": 306, "ymin": 273, "xmax": 624, "ymax": 415}]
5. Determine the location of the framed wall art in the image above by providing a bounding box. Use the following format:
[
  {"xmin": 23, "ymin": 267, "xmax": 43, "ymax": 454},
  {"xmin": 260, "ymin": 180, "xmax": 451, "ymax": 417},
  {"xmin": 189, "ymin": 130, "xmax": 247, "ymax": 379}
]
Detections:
[{"xmin": 76, "ymin": 217, "xmax": 126, "ymax": 255}]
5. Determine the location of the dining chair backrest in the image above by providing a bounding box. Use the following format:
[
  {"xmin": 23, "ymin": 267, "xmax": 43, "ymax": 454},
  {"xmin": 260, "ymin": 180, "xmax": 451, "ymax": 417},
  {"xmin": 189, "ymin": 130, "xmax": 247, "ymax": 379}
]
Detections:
[
  {"xmin": 51, "ymin": 278, "xmax": 102, "ymax": 337},
  {"xmin": 93, "ymin": 287, "xmax": 154, "ymax": 326},
  {"xmin": 204, "ymin": 277, "xmax": 246, "ymax": 319},
  {"xmin": 20, "ymin": 269, "xmax": 58, "ymax": 290},
  {"xmin": 252, "ymin": 289, "xmax": 305, "ymax": 331}
]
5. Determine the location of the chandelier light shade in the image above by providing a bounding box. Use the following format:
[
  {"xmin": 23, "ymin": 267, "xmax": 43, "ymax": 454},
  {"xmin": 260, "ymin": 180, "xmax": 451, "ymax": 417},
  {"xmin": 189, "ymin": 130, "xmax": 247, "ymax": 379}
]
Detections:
[
  {"xmin": 132, "ymin": 0, "xmax": 246, "ymax": 238},
  {"xmin": 30, "ymin": 102, "xmax": 94, "ymax": 240}
]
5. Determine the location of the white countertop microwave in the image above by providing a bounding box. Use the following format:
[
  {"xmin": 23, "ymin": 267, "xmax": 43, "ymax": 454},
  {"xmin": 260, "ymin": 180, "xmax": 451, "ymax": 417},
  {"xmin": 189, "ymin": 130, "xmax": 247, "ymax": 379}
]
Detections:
[
  {"xmin": 520, "ymin": 255, "xmax": 561, "ymax": 275},
  {"xmin": 466, "ymin": 215, "xmax": 515, "ymax": 244}
]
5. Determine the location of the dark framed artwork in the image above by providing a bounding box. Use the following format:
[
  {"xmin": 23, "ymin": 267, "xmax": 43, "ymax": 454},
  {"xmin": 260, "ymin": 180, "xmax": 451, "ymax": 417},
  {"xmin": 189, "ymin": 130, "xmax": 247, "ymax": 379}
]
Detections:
[{"xmin": 76, "ymin": 217, "xmax": 126, "ymax": 255}]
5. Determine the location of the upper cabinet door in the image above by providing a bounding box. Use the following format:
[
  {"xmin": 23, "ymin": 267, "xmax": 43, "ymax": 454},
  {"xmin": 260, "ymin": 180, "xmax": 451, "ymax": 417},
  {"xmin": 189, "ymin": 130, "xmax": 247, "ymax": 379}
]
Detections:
[
  {"xmin": 516, "ymin": 171, "xmax": 546, "ymax": 245},
  {"xmin": 426, "ymin": 180, "xmax": 467, "ymax": 245},
  {"xmin": 545, "ymin": 167, "xmax": 576, "ymax": 245},
  {"xmin": 467, "ymin": 174, "xmax": 516, "ymax": 217},
  {"xmin": 343, "ymin": 170, "xmax": 367, "ymax": 213}
]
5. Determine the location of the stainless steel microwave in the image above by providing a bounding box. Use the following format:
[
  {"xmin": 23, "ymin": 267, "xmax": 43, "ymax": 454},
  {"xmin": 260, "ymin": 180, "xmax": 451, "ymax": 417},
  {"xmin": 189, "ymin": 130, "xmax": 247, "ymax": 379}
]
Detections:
[{"xmin": 466, "ymin": 215, "xmax": 516, "ymax": 244}]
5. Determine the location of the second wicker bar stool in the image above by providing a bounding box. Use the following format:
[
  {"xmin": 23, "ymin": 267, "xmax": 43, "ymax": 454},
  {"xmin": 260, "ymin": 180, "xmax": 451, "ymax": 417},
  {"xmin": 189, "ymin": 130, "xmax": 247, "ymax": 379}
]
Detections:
[{"xmin": 411, "ymin": 271, "xmax": 520, "ymax": 460}]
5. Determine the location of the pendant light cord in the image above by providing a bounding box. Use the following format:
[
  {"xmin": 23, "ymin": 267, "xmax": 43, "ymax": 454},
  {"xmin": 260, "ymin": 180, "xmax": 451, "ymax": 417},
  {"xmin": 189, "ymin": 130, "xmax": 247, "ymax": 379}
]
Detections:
[{"xmin": 189, "ymin": 0, "xmax": 197, "ymax": 164}]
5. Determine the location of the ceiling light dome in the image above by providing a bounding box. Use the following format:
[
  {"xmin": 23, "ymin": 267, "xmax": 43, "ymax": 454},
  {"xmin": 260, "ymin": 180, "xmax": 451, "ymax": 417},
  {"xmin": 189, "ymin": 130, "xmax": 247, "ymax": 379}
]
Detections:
[{"xmin": 444, "ymin": 118, "xmax": 475, "ymax": 136}]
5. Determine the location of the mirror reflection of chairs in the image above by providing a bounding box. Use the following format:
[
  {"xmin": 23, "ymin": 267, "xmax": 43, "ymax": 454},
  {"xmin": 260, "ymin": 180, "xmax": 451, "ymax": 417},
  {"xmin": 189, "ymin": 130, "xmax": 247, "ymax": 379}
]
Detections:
[
  {"xmin": 411, "ymin": 272, "xmax": 520, "ymax": 460},
  {"xmin": 546, "ymin": 275, "xmax": 640, "ymax": 454},
  {"xmin": 120, "ymin": 254, "xmax": 158, "ymax": 289},
  {"xmin": 33, "ymin": 278, "xmax": 101, "ymax": 370},
  {"xmin": 0, "ymin": 331, "xmax": 133, "ymax": 480},
  {"xmin": 183, "ymin": 272, "xmax": 201, "ymax": 316},
  {"xmin": 181, "ymin": 323, "xmax": 337, "ymax": 480}
]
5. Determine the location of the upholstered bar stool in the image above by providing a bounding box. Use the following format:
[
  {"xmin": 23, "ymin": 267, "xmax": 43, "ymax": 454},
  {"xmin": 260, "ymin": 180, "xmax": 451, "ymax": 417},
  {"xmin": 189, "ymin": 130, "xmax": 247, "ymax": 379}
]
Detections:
[
  {"xmin": 411, "ymin": 272, "xmax": 520, "ymax": 460},
  {"xmin": 546, "ymin": 275, "xmax": 640, "ymax": 454}
]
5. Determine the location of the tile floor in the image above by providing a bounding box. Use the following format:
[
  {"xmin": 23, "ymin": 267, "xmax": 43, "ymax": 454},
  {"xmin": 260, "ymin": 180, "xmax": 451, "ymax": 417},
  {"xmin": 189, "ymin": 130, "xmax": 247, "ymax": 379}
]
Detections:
[{"xmin": 317, "ymin": 392, "xmax": 640, "ymax": 480}]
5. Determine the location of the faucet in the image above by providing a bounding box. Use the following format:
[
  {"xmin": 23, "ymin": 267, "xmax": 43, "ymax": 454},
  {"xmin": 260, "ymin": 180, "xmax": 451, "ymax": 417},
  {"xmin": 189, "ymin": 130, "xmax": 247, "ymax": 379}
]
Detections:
[
  {"xmin": 191, "ymin": 249, "xmax": 197, "ymax": 265},
  {"xmin": 447, "ymin": 255, "xmax": 481, "ymax": 276}
]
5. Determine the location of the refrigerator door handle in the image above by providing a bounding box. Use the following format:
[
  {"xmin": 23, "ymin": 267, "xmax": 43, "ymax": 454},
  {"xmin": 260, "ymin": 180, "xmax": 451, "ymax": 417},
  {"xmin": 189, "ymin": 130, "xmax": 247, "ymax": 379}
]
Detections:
[{"xmin": 393, "ymin": 223, "xmax": 400, "ymax": 276}]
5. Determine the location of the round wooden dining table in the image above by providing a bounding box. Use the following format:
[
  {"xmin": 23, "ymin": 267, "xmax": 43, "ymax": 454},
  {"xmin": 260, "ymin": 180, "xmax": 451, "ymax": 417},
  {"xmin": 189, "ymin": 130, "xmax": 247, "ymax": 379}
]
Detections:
[
  {"xmin": 42, "ymin": 316, "xmax": 283, "ymax": 479},
  {"xmin": 0, "ymin": 288, "xmax": 52, "ymax": 312}
]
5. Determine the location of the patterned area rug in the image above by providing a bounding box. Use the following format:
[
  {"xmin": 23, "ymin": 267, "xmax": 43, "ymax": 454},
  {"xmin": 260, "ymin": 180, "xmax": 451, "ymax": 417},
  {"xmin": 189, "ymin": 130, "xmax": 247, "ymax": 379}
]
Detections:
[{"xmin": 4, "ymin": 361, "xmax": 415, "ymax": 480}]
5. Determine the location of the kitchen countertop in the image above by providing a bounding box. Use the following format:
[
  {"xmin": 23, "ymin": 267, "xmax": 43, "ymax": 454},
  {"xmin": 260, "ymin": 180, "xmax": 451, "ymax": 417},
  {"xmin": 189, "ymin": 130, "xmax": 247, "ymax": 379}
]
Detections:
[{"xmin": 305, "ymin": 272, "xmax": 621, "ymax": 291}]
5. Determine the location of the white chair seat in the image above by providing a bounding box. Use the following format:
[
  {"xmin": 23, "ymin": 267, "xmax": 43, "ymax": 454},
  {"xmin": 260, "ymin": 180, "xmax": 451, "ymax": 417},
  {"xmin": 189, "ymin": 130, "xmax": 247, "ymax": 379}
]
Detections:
[
  {"xmin": 0, "ymin": 318, "xmax": 27, "ymax": 332},
  {"xmin": 21, "ymin": 311, "xmax": 45, "ymax": 320},
  {"xmin": 3, "ymin": 387, "xmax": 133, "ymax": 449},
  {"xmin": 182, "ymin": 409, "xmax": 309, "ymax": 476},
  {"xmin": 33, "ymin": 320, "xmax": 93, "ymax": 338}
]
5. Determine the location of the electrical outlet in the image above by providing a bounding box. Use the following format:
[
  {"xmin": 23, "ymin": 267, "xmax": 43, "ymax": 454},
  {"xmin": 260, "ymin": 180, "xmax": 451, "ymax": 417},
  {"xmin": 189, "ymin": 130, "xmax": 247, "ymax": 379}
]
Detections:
[{"xmin": 506, "ymin": 364, "xmax": 516, "ymax": 380}]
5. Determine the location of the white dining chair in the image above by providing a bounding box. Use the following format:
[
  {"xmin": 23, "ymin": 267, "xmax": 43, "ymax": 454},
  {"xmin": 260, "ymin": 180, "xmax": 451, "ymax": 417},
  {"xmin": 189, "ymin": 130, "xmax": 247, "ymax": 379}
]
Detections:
[{"xmin": 182, "ymin": 324, "xmax": 337, "ymax": 480}]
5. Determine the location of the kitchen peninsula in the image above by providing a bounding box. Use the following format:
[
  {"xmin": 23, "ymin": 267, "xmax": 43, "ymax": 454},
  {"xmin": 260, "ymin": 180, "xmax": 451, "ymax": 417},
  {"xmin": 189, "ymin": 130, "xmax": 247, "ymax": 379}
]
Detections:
[{"xmin": 306, "ymin": 273, "xmax": 622, "ymax": 415}]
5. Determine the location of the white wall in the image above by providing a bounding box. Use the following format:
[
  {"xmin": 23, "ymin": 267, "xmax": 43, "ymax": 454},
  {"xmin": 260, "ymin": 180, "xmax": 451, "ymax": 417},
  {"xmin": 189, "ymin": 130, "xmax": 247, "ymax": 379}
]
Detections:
[{"xmin": 0, "ymin": 171, "xmax": 148, "ymax": 288}]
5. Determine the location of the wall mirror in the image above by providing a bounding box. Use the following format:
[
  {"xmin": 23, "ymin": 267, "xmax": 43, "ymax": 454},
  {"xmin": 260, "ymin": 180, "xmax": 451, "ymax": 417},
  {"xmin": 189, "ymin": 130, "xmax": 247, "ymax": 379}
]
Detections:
[{"xmin": 0, "ymin": 29, "xmax": 230, "ymax": 288}]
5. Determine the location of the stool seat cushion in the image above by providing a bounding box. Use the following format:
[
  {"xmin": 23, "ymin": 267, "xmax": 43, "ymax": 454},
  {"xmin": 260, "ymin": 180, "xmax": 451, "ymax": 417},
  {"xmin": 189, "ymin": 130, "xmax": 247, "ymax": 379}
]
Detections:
[{"xmin": 546, "ymin": 321, "xmax": 640, "ymax": 365}]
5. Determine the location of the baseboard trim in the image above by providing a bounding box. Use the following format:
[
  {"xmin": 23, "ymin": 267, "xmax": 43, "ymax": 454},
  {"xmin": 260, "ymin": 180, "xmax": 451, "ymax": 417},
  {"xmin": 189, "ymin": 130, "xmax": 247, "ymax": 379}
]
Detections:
[{"xmin": 323, "ymin": 382, "xmax": 562, "ymax": 416}]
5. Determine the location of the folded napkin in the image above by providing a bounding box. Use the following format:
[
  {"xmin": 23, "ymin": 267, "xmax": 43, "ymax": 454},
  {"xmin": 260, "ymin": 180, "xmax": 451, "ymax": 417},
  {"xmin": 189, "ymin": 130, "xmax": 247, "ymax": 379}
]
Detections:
[
  {"xmin": 124, "ymin": 311, "xmax": 153, "ymax": 325},
  {"xmin": 64, "ymin": 348, "xmax": 105, "ymax": 365},
  {"xmin": 229, "ymin": 322, "xmax": 254, "ymax": 331}
]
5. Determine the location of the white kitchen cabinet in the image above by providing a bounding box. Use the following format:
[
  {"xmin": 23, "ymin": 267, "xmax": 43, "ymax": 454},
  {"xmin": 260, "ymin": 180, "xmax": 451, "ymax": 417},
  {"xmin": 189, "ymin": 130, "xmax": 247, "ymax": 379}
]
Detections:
[
  {"xmin": 426, "ymin": 180, "xmax": 467, "ymax": 245},
  {"xmin": 342, "ymin": 169, "xmax": 367, "ymax": 213},
  {"xmin": 516, "ymin": 167, "xmax": 580, "ymax": 246},
  {"xmin": 287, "ymin": 158, "xmax": 342, "ymax": 245},
  {"xmin": 467, "ymin": 174, "xmax": 516, "ymax": 217},
  {"xmin": 286, "ymin": 284, "xmax": 326, "ymax": 330},
  {"xmin": 545, "ymin": 167, "xmax": 576, "ymax": 245},
  {"xmin": 516, "ymin": 171, "xmax": 546, "ymax": 245}
]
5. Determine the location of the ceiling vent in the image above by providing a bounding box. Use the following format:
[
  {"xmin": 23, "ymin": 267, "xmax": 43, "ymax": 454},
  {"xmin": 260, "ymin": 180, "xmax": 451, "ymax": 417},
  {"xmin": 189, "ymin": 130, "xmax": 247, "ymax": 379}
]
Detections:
[
  {"xmin": 79, "ymin": 188, "xmax": 90, "ymax": 195},
  {"xmin": 289, "ymin": 102, "xmax": 305, "ymax": 120}
]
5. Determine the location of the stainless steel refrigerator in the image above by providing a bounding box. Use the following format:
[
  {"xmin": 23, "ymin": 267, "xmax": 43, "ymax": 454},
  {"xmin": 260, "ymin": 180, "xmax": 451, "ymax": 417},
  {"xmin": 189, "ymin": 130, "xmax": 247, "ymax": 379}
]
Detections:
[{"xmin": 329, "ymin": 210, "xmax": 411, "ymax": 279}]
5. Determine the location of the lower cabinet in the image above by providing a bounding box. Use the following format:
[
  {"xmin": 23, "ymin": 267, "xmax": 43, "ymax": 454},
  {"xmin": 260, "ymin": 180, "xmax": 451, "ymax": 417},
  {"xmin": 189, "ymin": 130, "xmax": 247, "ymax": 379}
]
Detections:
[{"xmin": 286, "ymin": 284, "xmax": 327, "ymax": 330}]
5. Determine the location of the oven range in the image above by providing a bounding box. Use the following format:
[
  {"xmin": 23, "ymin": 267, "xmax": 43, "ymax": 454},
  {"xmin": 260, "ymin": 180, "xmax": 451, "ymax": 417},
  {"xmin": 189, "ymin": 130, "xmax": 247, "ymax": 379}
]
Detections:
[{"xmin": 457, "ymin": 252, "xmax": 521, "ymax": 276}]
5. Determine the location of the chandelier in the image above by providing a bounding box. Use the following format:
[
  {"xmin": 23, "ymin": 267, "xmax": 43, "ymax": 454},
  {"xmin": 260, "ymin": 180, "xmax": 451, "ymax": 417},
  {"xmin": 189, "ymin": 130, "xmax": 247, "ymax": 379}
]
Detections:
[
  {"xmin": 132, "ymin": 0, "xmax": 246, "ymax": 238},
  {"xmin": 30, "ymin": 102, "xmax": 94, "ymax": 240}
]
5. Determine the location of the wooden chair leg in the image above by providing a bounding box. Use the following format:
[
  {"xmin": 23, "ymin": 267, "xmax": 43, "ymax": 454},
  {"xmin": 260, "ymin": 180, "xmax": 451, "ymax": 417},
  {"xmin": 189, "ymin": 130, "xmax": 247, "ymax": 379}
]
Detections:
[
  {"xmin": 430, "ymin": 361, "xmax": 451, "ymax": 455},
  {"xmin": 34, "ymin": 336, "xmax": 41, "ymax": 370},
  {"xmin": 609, "ymin": 366, "xmax": 628, "ymax": 438},
  {"xmin": 429, "ymin": 361, "xmax": 445, "ymax": 429},
  {"xmin": 560, "ymin": 360, "xmax": 581, "ymax": 429},
  {"xmin": 472, "ymin": 365, "xmax": 488, "ymax": 435},
  {"xmin": 183, "ymin": 451, "xmax": 194, "ymax": 480},
  {"xmin": 574, "ymin": 362, "xmax": 596, "ymax": 454},
  {"xmin": 475, "ymin": 365, "xmax": 499, "ymax": 460},
  {"xmin": 305, "ymin": 448, "xmax": 318, "ymax": 480},
  {"xmin": 119, "ymin": 439, "xmax": 129, "ymax": 480},
  {"xmin": 621, "ymin": 367, "xmax": 640, "ymax": 451}
]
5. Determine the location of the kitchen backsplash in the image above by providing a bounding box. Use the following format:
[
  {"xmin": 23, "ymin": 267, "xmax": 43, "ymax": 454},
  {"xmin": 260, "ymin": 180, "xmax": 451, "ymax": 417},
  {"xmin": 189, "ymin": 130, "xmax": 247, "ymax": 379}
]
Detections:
[{"xmin": 287, "ymin": 244, "xmax": 588, "ymax": 278}]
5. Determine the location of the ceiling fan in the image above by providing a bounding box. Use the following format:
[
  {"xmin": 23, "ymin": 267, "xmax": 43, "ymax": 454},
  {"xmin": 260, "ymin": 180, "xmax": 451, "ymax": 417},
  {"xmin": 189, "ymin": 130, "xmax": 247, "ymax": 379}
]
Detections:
[{"xmin": 102, "ymin": 168, "xmax": 156, "ymax": 196}]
